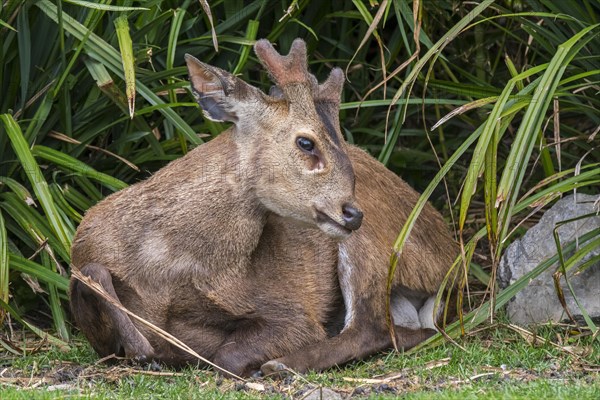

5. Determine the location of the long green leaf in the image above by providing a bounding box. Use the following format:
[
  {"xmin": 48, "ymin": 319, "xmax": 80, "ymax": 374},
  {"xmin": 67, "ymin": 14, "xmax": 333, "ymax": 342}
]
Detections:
[
  {"xmin": 114, "ymin": 15, "xmax": 136, "ymax": 118},
  {"xmin": 0, "ymin": 211, "xmax": 8, "ymax": 306},
  {"xmin": 1, "ymin": 114, "xmax": 72, "ymax": 256},
  {"xmin": 9, "ymin": 254, "xmax": 69, "ymax": 293},
  {"xmin": 50, "ymin": 184, "xmax": 82, "ymax": 223},
  {"xmin": 32, "ymin": 145, "xmax": 127, "ymax": 191},
  {"xmin": 459, "ymin": 64, "xmax": 548, "ymax": 231},
  {"xmin": 63, "ymin": 0, "xmax": 149, "ymax": 11},
  {"xmin": 0, "ymin": 176, "xmax": 35, "ymax": 205},
  {"xmin": 0, "ymin": 193, "xmax": 71, "ymax": 262},
  {"xmin": 0, "ymin": 18, "xmax": 16, "ymax": 32},
  {"xmin": 233, "ymin": 20, "xmax": 260, "ymax": 75},
  {"xmin": 167, "ymin": 8, "xmax": 186, "ymax": 106}
]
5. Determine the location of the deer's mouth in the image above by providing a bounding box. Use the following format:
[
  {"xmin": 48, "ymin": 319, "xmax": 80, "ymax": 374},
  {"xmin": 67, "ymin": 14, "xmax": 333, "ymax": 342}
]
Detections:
[{"xmin": 314, "ymin": 209, "xmax": 352, "ymax": 239}]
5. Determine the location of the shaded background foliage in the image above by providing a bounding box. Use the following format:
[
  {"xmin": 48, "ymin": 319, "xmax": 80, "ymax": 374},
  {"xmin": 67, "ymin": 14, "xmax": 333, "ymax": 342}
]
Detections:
[{"xmin": 0, "ymin": 0, "xmax": 598, "ymax": 346}]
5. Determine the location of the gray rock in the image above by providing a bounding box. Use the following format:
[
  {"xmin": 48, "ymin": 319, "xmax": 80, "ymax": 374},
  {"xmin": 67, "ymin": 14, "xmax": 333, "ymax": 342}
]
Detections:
[
  {"xmin": 498, "ymin": 193, "xmax": 600, "ymax": 325},
  {"xmin": 302, "ymin": 387, "xmax": 342, "ymax": 400}
]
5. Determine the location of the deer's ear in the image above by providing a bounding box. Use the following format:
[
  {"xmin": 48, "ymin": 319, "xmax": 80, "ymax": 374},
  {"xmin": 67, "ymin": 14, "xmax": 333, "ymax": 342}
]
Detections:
[{"xmin": 185, "ymin": 54, "xmax": 261, "ymax": 123}]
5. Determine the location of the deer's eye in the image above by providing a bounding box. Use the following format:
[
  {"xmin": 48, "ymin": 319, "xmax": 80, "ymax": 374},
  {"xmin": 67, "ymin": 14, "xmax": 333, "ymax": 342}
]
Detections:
[{"xmin": 296, "ymin": 137, "xmax": 315, "ymax": 153}]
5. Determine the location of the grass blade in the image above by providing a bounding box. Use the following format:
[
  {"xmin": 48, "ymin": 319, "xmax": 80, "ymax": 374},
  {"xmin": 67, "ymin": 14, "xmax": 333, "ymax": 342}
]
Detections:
[
  {"xmin": 0, "ymin": 193, "xmax": 71, "ymax": 262},
  {"xmin": 114, "ymin": 15, "xmax": 136, "ymax": 119},
  {"xmin": 0, "ymin": 18, "xmax": 16, "ymax": 31},
  {"xmin": 458, "ymin": 64, "xmax": 548, "ymax": 231},
  {"xmin": 232, "ymin": 20, "xmax": 260, "ymax": 75},
  {"xmin": 63, "ymin": 0, "xmax": 149, "ymax": 11},
  {"xmin": 0, "ymin": 211, "xmax": 8, "ymax": 321},
  {"xmin": 0, "ymin": 177, "xmax": 35, "ymax": 205},
  {"xmin": 40, "ymin": 251, "xmax": 69, "ymax": 340},
  {"xmin": 1, "ymin": 114, "xmax": 72, "ymax": 256},
  {"xmin": 31, "ymin": 145, "xmax": 127, "ymax": 191}
]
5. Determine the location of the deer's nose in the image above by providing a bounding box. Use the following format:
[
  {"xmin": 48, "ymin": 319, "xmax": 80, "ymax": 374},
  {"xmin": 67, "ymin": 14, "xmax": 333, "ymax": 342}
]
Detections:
[{"xmin": 342, "ymin": 204, "xmax": 363, "ymax": 231}]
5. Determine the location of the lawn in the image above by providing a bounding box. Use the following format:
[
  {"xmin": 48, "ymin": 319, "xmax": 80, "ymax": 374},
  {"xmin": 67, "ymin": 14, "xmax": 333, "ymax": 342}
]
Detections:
[{"xmin": 1, "ymin": 323, "xmax": 598, "ymax": 399}]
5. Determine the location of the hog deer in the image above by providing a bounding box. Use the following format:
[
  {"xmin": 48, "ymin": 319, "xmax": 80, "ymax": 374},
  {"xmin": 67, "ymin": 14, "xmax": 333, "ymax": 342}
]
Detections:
[{"xmin": 69, "ymin": 39, "xmax": 457, "ymax": 378}]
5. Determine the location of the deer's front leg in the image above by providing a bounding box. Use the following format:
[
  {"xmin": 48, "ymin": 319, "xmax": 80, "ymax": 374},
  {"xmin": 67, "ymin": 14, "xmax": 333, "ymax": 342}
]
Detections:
[
  {"xmin": 213, "ymin": 317, "xmax": 329, "ymax": 378},
  {"xmin": 260, "ymin": 301, "xmax": 436, "ymax": 376}
]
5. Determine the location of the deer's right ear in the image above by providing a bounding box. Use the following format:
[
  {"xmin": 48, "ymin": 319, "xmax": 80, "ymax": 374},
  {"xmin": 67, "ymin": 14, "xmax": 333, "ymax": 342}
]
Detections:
[{"xmin": 185, "ymin": 54, "xmax": 259, "ymax": 123}]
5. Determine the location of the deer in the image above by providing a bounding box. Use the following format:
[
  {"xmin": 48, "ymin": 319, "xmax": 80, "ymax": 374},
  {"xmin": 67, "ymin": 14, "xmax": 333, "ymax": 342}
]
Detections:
[{"xmin": 69, "ymin": 38, "xmax": 457, "ymax": 378}]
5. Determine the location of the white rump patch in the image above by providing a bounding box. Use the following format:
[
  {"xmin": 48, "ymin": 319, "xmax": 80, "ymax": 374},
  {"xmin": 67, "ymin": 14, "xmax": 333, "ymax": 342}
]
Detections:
[
  {"xmin": 390, "ymin": 294, "xmax": 421, "ymax": 330},
  {"xmin": 419, "ymin": 296, "xmax": 442, "ymax": 330},
  {"xmin": 391, "ymin": 293, "xmax": 443, "ymax": 331}
]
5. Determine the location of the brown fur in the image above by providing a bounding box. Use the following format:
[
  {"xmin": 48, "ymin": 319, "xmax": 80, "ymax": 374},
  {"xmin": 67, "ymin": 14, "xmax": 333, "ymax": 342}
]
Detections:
[{"xmin": 69, "ymin": 39, "xmax": 457, "ymax": 378}]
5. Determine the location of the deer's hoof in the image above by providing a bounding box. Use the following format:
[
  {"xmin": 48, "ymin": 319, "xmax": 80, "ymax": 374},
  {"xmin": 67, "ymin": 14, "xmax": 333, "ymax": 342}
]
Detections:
[
  {"xmin": 260, "ymin": 360, "xmax": 289, "ymax": 378},
  {"xmin": 250, "ymin": 370, "xmax": 263, "ymax": 379},
  {"xmin": 130, "ymin": 354, "xmax": 149, "ymax": 364}
]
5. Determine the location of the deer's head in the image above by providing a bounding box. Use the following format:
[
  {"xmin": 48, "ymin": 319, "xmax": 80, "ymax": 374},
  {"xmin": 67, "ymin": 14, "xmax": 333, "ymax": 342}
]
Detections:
[{"xmin": 185, "ymin": 39, "xmax": 362, "ymax": 240}]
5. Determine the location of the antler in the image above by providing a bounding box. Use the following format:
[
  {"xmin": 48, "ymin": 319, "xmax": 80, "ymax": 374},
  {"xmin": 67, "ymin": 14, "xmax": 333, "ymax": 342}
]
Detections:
[
  {"xmin": 254, "ymin": 38, "xmax": 310, "ymax": 86},
  {"xmin": 314, "ymin": 67, "xmax": 344, "ymax": 105},
  {"xmin": 254, "ymin": 38, "xmax": 345, "ymax": 104}
]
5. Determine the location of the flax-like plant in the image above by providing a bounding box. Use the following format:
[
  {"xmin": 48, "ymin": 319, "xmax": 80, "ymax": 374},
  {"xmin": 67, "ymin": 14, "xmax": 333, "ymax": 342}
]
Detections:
[
  {"xmin": 0, "ymin": 0, "xmax": 598, "ymax": 349},
  {"xmin": 385, "ymin": 6, "xmax": 599, "ymax": 341}
]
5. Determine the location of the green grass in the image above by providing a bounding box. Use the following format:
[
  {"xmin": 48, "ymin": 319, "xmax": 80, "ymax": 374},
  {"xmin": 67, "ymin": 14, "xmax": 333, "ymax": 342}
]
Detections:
[{"xmin": 1, "ymin": 324, "xmax": 598, "ymax": 398}]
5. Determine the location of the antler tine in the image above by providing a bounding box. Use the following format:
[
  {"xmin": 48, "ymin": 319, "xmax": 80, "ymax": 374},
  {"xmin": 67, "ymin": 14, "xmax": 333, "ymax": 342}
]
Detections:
[
  {"xmin": 254, "ymin": 38, "xmax": 311, "ymax": 86},
  {"xmin": 254, "ymin": 38, "xmax": 345, "ymax": 104},
  {"xmin": 315, "ymin": 68, "xmax": 344, "ymax": 104}
]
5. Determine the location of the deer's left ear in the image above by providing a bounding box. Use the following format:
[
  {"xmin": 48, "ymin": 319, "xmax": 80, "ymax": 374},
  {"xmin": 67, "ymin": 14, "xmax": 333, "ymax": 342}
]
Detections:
[{"xmin": 185, "ymin": 54, "xmax": 266, "ymax": 123}]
